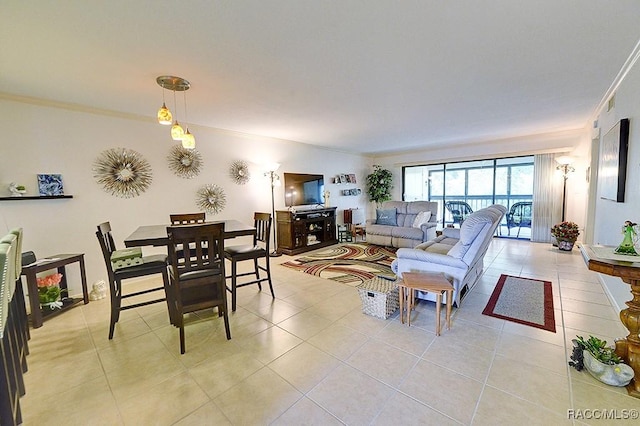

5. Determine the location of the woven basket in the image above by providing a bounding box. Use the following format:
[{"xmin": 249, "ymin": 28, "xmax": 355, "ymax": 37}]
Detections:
[{"xmin": 356, "ymin": 277, "xmax": 399, "ymax": 319}]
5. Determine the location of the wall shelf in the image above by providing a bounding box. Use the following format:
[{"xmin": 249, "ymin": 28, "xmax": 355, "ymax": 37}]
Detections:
[{"xmin": 0, "ymin": 195, "xmax": 73, "ymax": 201}]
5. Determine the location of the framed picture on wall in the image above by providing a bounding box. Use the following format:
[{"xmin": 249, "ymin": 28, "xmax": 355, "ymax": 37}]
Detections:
[
  {"xmin": 599, "ymin": 118, "xmax": 630, "ymax": 202},
  {"xmin": 37, "ymin": 174, "xmax": 64, "ymax": 196}
]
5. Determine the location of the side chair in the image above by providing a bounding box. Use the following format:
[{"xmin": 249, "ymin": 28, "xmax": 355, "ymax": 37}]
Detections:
[
  {"xmin": 224, "ymin": 212, "xmax": 274, "ymax": 311},
  {"xmin": 170, "ymin": 213, "xmax": 206, "ymax": 225},
  {"xmin": 166, "ymin": 222, "xmax": 230, "ymax": 354},
  {"xmin": 95, "ymin": 222, "xmax": 171, "ymax": 339}
]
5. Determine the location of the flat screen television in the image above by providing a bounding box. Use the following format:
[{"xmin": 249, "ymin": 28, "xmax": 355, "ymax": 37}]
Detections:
[{"xmin": 283, "ymin": 173, "xmax": 325, "ymax": 207}]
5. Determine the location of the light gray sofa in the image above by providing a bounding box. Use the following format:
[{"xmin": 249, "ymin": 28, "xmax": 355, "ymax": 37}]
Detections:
[
  {"xmin": 366, "ymin": 201, "xmax": 438, "ymax": 248},
  {"xmin": 391, "ymin": 204, "xmax": 506, "ymax": 306}
]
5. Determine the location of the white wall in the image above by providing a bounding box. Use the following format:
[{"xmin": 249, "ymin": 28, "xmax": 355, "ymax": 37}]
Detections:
[{"xmin": 0, "ymin": 97, "xmax": 370, "ymax": 296}]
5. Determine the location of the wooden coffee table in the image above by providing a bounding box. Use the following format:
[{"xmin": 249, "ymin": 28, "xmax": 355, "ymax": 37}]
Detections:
[{"xmin": 399, "ymin": 272, "xmax": 454, "ymax": 335}]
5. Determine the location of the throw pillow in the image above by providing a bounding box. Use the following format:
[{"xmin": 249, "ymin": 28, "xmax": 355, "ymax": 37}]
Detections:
[
  {"xmin": 412, "ymin": 211, "xmax": 432, "ymax": 228},
  {"xmin": 376, "ymin": 208, "xmax": 397, "ymax": 226}
]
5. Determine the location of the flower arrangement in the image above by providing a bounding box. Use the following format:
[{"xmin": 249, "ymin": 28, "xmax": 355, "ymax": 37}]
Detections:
[
  {"xmin": 550, "ymin": 221, "xmax": 580, "ymax": 242},
  {"xmin": 366, "ymin": 165, "xmax": 393, "ymax": 206},
  {"xmin": 37, "ymin": 273, "xmax": 64, "ymax": 309}
]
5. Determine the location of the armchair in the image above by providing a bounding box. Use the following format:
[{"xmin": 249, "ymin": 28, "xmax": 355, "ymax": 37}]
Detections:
[{"xmin": 391, "ymin": 204, "xmax": 506, "ymax": 306}]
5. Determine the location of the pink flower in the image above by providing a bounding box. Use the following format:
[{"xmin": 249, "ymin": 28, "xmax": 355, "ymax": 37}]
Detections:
[{"xmin": 36, "ymin": 273, "xmax": 63, "ymax": 288}]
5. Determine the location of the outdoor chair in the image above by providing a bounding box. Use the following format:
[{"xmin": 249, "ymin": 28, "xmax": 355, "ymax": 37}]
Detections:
[
  {"xmin": 444, "ymin": 201, "xmax": 474, "ymax": 227},
  {"xmin": 505, "ymin": 201, "xmax": 533, "ymax": 237}
]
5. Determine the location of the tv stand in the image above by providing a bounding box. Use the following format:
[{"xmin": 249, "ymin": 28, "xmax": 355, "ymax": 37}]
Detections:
[{"xmin": 276, "ymin": 207, "xmax": 338, "ymax": 255}]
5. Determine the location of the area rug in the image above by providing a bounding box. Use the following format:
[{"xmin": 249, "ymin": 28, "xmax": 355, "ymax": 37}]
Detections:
[
  {"xmin": 280, "ymin": 243, "xmax": 397, "ymax": 285},
  {"xmin": 482, "ymin": 274, "xmax": 556, "ymax": 332}
]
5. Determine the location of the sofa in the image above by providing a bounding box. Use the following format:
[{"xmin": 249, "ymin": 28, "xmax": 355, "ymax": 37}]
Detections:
[
  {"xmin": 366, "ymin": 201, "xmax": 438, "ymax": 248},
  {"xmin": 391, "ymin": 204, "xmax": 506, "ymax": 306}
]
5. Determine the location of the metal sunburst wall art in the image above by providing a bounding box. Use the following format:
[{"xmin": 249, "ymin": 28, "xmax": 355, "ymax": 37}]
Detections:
[
  {"xmin": 93, "ymin": 148, "xmax": 153, "ymax": 198},
  {"xmin": 168, "ymin": 145, "xmax": 203, "ymax": 179},
  {"xmin": 196, "ymin": 184, "xmax": 226, "ymax": 214},
  {"xmin": 229, "ymin": 160, "xmax": 250, "ymax": 184}
]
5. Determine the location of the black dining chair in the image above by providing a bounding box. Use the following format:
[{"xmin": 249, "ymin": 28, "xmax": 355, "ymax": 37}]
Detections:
[
  {"xmin": 224, "ymin": 212, "xmax": 274, "ymax": 311},
  {"xmin": 166, "ymin": 222, "xmax": 230, "ymax": 354},
  {"xmin": 170, "ymin": 213, "xmax": 206, "ymax": 225},
  {"xmin": 95, "ymin": 222, "xmax": 171, "ymax": 339}
]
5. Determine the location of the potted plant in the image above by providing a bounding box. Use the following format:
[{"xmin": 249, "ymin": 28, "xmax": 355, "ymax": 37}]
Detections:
[
  {"xmin": 568, "ymin": 335, "xmax": 634, "ymax": 386},
  {"xmin": 366, "ymin": 165, "xmax": 393, "ymax": 206},
  {"xmin": 550, "ymin": 221, "xmax": 579, "ymax": 251}
]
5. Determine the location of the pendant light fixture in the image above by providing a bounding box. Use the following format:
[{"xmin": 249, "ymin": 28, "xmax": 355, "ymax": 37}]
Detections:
[
  {"xmin": 170, "ymin": 89, "xmax": 184, "ymax": 141},
  {"xmin": 156, "ymin": 76, "xmax": 195, "ymax": 148}
]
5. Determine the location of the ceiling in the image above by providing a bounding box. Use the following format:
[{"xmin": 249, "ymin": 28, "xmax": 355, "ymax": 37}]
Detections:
[{"xmin": 2, "ymin": 1, "xmax": 640, "ymax": 155}]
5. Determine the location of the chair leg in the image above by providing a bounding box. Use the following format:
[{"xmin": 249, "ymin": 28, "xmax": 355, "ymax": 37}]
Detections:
[
  {"xmin": 179, "ymin": 321, "xmax": 186, "ymax": 354},
  {"xmin": 231, "ymin": 260, "xmax": 237, "ymax": 312},
  {"xmin": 254, "ymin": 258, "xmax": 262, "ymax": 291},
  {"xmin": 222, "ymin": 302, "xmax": 231, "ymax": 340},
  {"xmin": 265, "ymin": 256, "xmax": 275, "ymax": 299},
  {"xmin": 161, "ymin": 268, "xmax": 175, "ymax": 326},
  {"xmin": 108, "ymin": 279, "xmax": 120, "ymax": 340}
]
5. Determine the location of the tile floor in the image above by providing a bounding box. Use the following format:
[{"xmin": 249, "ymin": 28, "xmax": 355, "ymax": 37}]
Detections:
[{"xmin": 18, "ymin": 238, "xmax": 640, "ymax": 425}]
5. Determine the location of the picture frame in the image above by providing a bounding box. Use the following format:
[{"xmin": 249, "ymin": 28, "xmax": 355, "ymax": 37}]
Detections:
[
  {"xmin": 348, "ymin": 174, "xmax": 356, "ymax": 183},
  {"xmin": 599, "ymin": 118, "xmax": 630, "ymax": 202},
  {"xmin": 339, "ymin": 174, "xmax": 347, "ymax": 184},
  {"xmin": 37, "ymin": 174, "xmax": 64, "ymax": 196}
]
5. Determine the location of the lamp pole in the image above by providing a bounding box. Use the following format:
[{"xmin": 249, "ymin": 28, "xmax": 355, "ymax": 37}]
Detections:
[
  {"xmin": 556, "ymin": 161, "xmax": 574, "ymax": 222},
  {"xmin": 268, "ymin": 170, "xmax": 282, "ymax": 257}
]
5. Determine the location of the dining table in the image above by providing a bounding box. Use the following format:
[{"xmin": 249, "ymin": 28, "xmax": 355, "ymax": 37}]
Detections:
[{"xmin": 124, "ymin": 219, "xmax": 256, "ymax": 248}]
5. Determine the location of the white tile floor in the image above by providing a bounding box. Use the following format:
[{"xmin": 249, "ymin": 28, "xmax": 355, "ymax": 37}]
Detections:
[{"xmin": 19, "ymin": 239, "xmax": 640, "ymax": 425}]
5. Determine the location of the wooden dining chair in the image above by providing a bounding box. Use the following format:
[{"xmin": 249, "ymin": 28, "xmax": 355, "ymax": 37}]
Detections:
[
  {"xmin": 170, "ymin": 213, "xmax": 206, "ymax": 225},
  {"xmin": 224, "ymin": 212, "xmax": 274, "ymax": 311},
  {"xmin": 166, "ymin": 222, "xmax": 230, "ymax": 354},
  {"xmin": 95, "ymin": 222, "xmax": 171, "ymax": 339}
]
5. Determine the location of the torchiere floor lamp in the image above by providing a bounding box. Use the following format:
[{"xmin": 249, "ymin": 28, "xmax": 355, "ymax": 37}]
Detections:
[{"xmin": 265, "ymin": 164, "xmax": 282, "ymax": 257}]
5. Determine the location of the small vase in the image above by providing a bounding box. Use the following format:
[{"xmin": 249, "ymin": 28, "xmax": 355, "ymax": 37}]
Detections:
[
  {"xmin": 557, "ymin": 240, "xmax": 574, "ymax": 251},
  {"xmin": 582, "ymin": 350, "xmax": 634, "ymax": 387},
  {"xmin": 38, "ymin": 285, "xmax": 62, "ymax": 310}
]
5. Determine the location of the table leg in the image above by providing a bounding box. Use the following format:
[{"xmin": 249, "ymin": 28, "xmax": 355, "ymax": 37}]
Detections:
[
  {"xmin": 615, "ymin": 278, "xmax": 640, "ymax": 397},
  {"xmin": 435, "ymin": 293, "xmax": 442, "ymax": 336},
  {"xmin": 399, "ymin": 285, "xmax": 405, "ymax": 324},
  {"xmin": 446, "ymin": 289, "xmax": 452, "ymax": 330},
  {"xmin": 408, "ymin": 288, "xmax": 414, "ymax": 327},
  {"xmin": 79, "ymin": 255, "xmax": 89, "ymax": 304}
]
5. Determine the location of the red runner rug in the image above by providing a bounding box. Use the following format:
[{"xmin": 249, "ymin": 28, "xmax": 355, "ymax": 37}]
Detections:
[{"xmin": 482, "ymin": 274, "xmax": 555, "ymax": 333}]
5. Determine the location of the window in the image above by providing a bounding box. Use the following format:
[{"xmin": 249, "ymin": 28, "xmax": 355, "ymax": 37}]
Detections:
[{"xmin": 403, "ymin": 156, "xmax": 534, "ymax": 238}]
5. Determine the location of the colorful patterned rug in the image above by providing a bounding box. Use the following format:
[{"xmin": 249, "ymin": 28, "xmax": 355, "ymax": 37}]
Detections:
[
  {"xmin": 482, "ymin": 274, "xmax": 556, "ymax": 332},
  {"xmin": 280, "ymin": 243, "xmax": 398, "ymax": 285}
]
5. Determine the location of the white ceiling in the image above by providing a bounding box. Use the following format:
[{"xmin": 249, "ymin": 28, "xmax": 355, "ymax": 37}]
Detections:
[{"xmin": 2, "ymin": 1, "xmax": 640, "ymax": 155}]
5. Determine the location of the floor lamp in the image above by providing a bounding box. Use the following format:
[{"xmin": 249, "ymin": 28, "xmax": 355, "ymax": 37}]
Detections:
[
  {"xmin": 556, "ymin": 156, "xmax": 575, "ymax": 222},
  {"xmin": 265, "ymin": 164, "xmax": 282, "ymax": 257}
]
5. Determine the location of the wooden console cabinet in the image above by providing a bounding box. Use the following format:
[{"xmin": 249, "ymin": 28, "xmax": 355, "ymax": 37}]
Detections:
[{"xmin": 276, "ymin": 207, "xmax": 338, "ymax": 255}]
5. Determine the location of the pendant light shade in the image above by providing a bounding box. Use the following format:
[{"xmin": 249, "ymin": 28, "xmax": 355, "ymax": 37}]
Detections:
[
  {"xmin": 157, "ymin": 102, "xmax": 172, "ymax": 125},
  {"xmin": 171, "ymin": 121, "xmax": 184, "ymax": 140},
  {"xmin": 182, "ymin": 128, "xmax": 195, "ymax": 149},
  {"xmin": 156, "ymin": 76, "xmax": 194, "ymax": 147}
]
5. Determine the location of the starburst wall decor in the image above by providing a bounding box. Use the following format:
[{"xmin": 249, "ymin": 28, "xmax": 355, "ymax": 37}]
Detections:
[
  {"xmin": 93, "ymin": 148, "xmax": 152, "ymax": 198},
  {"xmin": 229, "ymin": 160, "xmax": 250, "ymax": 184},
  {"xmin": 196, "ymin": 184, "xmax": 226, "ymax": 214},
  {"xmin": 167, "ymin": 145, "xmax": 202, "ymax": 179}
]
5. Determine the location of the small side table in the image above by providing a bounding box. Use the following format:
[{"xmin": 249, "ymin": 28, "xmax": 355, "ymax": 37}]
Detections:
[
  {"xmin": 399, "ymin": 272, "xmax": 454, "ymax": 335},
  {"xmin": 21, "ymin": 253, "xmax": 88, "ymax": 328},
  {"xmin": 354, "ymin": 225, "xmax": 366, "ymax": 242}
]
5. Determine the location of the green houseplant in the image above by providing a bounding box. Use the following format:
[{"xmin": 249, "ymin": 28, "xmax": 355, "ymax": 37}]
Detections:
[
  {"xmin": 569, "ymin": 335, "xmax": 634, "ymax": 387},
  {"xmin": 366, "ymin": 165, "xmax": 393, "ymax": 206}
]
